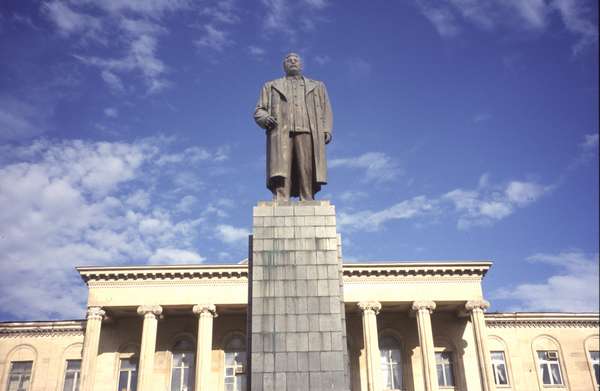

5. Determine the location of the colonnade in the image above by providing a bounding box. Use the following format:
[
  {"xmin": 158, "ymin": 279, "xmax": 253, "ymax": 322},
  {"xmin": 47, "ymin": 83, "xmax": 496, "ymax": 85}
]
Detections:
[
  {"xmin": 79, "ymin": 304, "xmax": 218, "ymax": 391},
  {"xmin": 356, "ymin": 299, "xmax": 496, "ymax": 391},
  {"xmin": 79, "ymin": 300, "xmax": 494, "ymax": 391}
]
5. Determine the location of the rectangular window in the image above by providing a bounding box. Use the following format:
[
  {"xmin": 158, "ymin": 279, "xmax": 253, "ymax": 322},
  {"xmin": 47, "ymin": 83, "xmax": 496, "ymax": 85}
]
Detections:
[
  {"xmin": 224, "ymin": 351, "xmax": 246, "ymax": 391},
  {"xmin": 435, "ymin": 352, "xmax": 455, "ymax": 387},
  {"xmin": 63, "ymin": 360, "xmax": 81, "ymax": 391},
  {"xmin": 537, "ymin": 351, "xmax": 563, "ymax": 386},
  {"xmin": 590, "ymin": 351, "xmax": 600, "ymax": 387},
  {"xmin": 380, "ymin": 348, "xmax": 403, "ymax": 390},
  {"xmin": 117, "ymin": 358, "xmax": 138, "ymax": 391},
  {"xmin": 491, "ymin": 351, "xmax": 509, "ymax": 385},
  {"xmin": 6, "ymin": 361, "xmax": 33, "ymax": 391},
  {"xmin": 171, "ymin": 352, "xmax": 194, "ymax": 391}
]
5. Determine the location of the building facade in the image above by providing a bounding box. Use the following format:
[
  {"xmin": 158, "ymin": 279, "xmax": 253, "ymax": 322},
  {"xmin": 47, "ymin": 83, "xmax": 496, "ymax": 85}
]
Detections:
[{"xmin": 0, "ymin": 262, "xmax": 598, "ymax": 391}]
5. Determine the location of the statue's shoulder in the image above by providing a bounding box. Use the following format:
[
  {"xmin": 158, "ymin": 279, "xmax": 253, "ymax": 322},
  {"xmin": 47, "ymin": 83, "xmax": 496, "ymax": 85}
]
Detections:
[{"xmin": 263, "ymin": 77, "xmax": 285, "ymax": 86}]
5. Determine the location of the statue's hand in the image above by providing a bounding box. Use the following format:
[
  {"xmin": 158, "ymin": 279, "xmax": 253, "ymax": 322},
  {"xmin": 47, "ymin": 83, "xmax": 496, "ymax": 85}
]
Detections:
[
  {"xmin": 264, "ymin": 116, "xmax": 278, "ymax": 130},
  {"xmin": 324, "ymin": 133, "xmax": 332, "ymax": 144}
]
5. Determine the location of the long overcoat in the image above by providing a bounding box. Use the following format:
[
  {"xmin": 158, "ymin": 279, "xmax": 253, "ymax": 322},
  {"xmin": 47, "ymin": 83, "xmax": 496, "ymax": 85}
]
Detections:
[{"xmin": 254, "ymin": 76, "xmax": 333, "ymax": 196}]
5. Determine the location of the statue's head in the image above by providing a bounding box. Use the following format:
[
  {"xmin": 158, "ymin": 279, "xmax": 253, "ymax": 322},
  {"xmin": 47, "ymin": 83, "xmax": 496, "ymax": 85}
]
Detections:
[{"xmin": 283, "ymin": 53, "xmax": 303, "ymax": 76}]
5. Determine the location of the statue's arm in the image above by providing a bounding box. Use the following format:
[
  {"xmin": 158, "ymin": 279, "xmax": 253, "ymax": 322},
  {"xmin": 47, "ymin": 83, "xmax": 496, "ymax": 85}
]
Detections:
[
  {"xmin": 254, "ymin": 83, "xmax": 271, "ymax": 129},
  {"xmin": 321, "ymin": 83, "xmax": 333, "ymax": 142}
]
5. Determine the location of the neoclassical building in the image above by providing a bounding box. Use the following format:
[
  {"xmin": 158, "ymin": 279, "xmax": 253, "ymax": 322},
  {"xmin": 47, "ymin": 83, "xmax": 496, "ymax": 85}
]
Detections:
[{"xmin": 1, "ymin": 261, "xmax": 598, "ymax": 391}]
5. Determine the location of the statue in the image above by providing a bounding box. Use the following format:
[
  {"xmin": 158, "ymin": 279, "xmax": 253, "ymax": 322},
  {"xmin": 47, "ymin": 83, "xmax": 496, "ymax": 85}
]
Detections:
[{"xmin": 254, "ymin": 53, "xmax": 333, "ymax": 201}]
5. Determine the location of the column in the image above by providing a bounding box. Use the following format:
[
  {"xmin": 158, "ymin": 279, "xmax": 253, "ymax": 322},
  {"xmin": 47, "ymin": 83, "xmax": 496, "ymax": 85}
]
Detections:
[
  {"xmin": 80, "ymin": 306, "xmax": 105, "ymax": 391},
  {"xmin": 137, "ymin": 305, "xmax": 162, "ymax": 391},
  {"xmin": 193, "ymin": 304, "xmax": 217, "ymax": 391},
  {"xmin": 358, "ymin": 301, "xmax": 382, "ymax": 391},
  {"xmin": 465, "ymin": 300, "xmax": 495, "ymax": 391},
  {"xmin": 412, "ymin": 301, "xmax": 437, "ymax": 391}
]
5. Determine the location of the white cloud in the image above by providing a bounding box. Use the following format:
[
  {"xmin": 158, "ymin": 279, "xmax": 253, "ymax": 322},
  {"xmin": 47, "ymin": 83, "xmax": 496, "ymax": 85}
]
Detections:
[
  {"xmin": 101, "ymin": 70, "xmax": 126, "ymax": 93},
  {"xmin": 195, "ymin": 24, "xmax": 233, "ymax": 52},
  {"xmin": 43, "ymin": 0, "xmax": 184, "ymax": 94},
  {"xmin": 493, "ymin": 251, "xmax": 599, "ymax": 312},
  {"xmin": 314, "ymin": 55, "xmax": 331, "ymax": 65},
  {"xmin": 416, "ymin": 0, "xmax": 460, "ymax": 38},
  {"xmin": 416, "ymin": 0, "xmax": 598, "ymax": 54},
  {"xmin": 216, "ymin": 224, "xmax": 250, "ymax": 244},
  {"xmin": 338, "ymin": 196, "xmax": 436, "ymax": 231},
  {"xmin": 149, "ymin": 248, "xmax": 205, "ymax": 264},
  {"xmin": 260, "ymin": 0, "xmax": 328, "ymax": 38},
  {"xmin": 338, "ymin": 190, "xmax": 367, "ymax": 203},
  {"xmin": 199, "ymin": 0, "xmax": 240, "ymax": 24},
  {"xmin": 176, "ymin": 195, "xmax": 197, "ymax": 213},
  {"xmin": 76, "ymin": 34, "xmax": 169, "ymax": 94},
  {"xmin": 505, "ymin": 181, "xmax": 546, "ymax": 206},
  {"xmin": 552, "ymin": 0, "xmax": 599, "ymax": 55},
  {"xmin": 42, "ymin": 1, "xmax": 103, "ymax": 39},
  {"xmin": 303, "ymin": 0, "xmax": 329, "ymax": 9},
  {"xmin": 76, "ymin": 0, "xmax": 190, "ymax": 18},
  {"xmin": 448, "ymin": 0, "xmax": 495, "ymax": 30},
  {"xmin": 346, "ymin": 58, "xmax": 373, "ymax": 77},
  {"xmin": 0, "ymin": 96, "xmax": 47, "ymax": 141},
  {"xmin": 581, "ymin": 133, "xmax": 598, "ymax": 150},
  {"xmin": 248, "ymin": 45, "xmax": 266, "ymax": 58},
  {"xmin": 506, "ymin": 0, "xmax": 548, "ymax": 29},
  {"xmin": 472, "ymin": 113, "xmax": 491, "ymax": 123},
  {"xmin": 330, "ymin": 152, "xmax": 399, "ymax": 183},
  {"xmin": 262, "ymin": 0, "xmax": 292, "ymax": 33},
  {"xmin": 444, "ymin": 176, "xmax": 549, "ymax": 229},
  {"xmin": 0, "ymin": 137, "xmax": 227, "ymax": 320},
  {"xmin": 104, "ymin": 107, "xmax": 118, "ymax": 118},
  {"xmin": 338, "ymin": 173, "xmax": 550, "ymax": 232}
]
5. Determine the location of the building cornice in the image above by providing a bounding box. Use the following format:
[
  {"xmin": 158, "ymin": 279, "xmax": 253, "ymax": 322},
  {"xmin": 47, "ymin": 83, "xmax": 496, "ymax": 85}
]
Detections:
[
  {"xmin": 343, "ymin": 262, "xmax": 491, "ymax": 278},
  {"xmin": 77, "ymin": 264, "xmax": 249, "ymax": 283},
  {"xmin": 485, "ymin": 313, "xmax": 600, "ymax": 328},
  {"xmin": 77, "ymin": 261, "xmax": 492, "ymax": 283},
  {"xmin": 0, "ymin": 320, "xmax": 85, "ymax": 338}
]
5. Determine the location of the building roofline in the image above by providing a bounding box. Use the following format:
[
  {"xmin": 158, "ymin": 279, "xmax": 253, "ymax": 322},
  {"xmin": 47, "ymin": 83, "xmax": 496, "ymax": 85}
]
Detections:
[
  {"xmin": 76, "ymin": 261, "xmax": 492, "ymax": 283},
  {"xmin": 0, "ymin": 320, "xmax": 86, "ymax": 336},
  {"xmin": 486, "ymin": 312, "xmax": 599, "ymax": 328}
]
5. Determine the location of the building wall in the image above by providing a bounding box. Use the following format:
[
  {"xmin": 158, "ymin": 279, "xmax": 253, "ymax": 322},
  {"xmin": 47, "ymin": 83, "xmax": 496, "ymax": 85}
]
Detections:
[
  {"xmin": 487, "ymin": 323, "xmax": 599, "ymax": 391},
  {"xmin": 1, "ymin": 315, "xmax": 599, "ymax": 391},
  {"xmin": 0, "ymin": 327, "xmax": 84, "ymax": 391}
]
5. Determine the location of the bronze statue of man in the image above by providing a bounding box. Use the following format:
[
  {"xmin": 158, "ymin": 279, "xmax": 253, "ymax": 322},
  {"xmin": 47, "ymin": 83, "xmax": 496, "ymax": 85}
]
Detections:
[{"xmin": 254, "ymin": 53, "xmax": 333, "ymax": 201}]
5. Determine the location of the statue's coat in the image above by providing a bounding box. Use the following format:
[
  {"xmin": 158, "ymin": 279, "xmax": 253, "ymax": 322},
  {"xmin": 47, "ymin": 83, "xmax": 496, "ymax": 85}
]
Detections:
[{"xmin": 254, "ymin": 76, "xmax": 333, "ymax": 197}]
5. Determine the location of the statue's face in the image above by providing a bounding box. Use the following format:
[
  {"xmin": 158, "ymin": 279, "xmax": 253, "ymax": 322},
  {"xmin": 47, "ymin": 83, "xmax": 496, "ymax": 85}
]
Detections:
[{"xmin": 283, "ymin": 54, "xmax": 302, "ymax": 76}]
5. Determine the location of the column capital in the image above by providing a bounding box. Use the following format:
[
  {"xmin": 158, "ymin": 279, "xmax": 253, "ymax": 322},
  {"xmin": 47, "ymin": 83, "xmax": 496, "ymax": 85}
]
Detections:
[
  {"xmin": 193, "ymin": 304, "xmax": 218, "ymax": 318},
  {"xmin": 465, "ymin": 299, "xmax": 490, "ymax": 312},
  {"xmin": 357, "ymin": 301, "xmax": 382, "ymax": 315},
  {"xmin": 411, "ymin": 300, "xmax": 436, "ymax": 313},
  {"xmin": 86, "ymin": 306, "xmax": 105, "ymax": 321},
  {"xmin": 137, "ymin": 305, "xmax": 163, "ymax": 318}
]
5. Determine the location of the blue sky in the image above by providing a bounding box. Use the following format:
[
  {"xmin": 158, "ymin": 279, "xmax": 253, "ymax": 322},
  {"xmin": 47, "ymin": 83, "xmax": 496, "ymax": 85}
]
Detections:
[{"xmin": 0, "ymin": 0, "xmax": 598, "ymax": 321}]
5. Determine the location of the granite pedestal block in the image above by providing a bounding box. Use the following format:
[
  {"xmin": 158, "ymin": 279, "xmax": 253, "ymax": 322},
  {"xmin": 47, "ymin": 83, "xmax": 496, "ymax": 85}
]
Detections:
[{"xmin": 248, "ymin": 201, "xmax": 349, "ymax": 391}]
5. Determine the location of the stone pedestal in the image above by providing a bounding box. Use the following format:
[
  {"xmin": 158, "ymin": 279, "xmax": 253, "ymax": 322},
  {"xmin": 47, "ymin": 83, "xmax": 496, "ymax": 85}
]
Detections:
[{"xmin": 249, "ymin": 201, "xmax": 349, "ymax": 391}]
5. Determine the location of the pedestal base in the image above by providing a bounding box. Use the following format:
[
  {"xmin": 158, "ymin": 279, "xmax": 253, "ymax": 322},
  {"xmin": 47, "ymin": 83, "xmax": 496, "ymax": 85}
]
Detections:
[{"xmin": 248, "ymin": 201, "xmax": 349, "ymax": 391}]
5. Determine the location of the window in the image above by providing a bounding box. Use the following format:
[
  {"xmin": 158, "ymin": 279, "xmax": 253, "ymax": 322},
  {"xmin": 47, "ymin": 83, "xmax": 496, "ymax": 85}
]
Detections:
[
  {"xmin": 379, "ymin": 336, "xmax": 403, "ymax": 390},
  {"xmin": 590, "ymin": 351, "xmax": 599, "ymax": 386},
  {"xmin": 117, "ymin": 358, "xmax": 138, "ymax": 391},
  {"xmin": 171, "ymin": 339, "xmax": 195, "ymax": 391},
  {"xmin": 537, "ymin": 351, "xmax": 563, "ymax": 386},
  {"xmin": 224, "ymin": 335, "xmax": 246, "ymax": 391},
  {"xmin": 435, "ymin": 352, "xmax": 455, "ymax": 387},
  {"xmin": 62, "ymin": 360, "xmax": 81, "ymax": 391},
  {"xmin": 6, "ymin": 361, "xmax": 33, "ymax": 391},
  {"xmin": 491, "ymin": 351, "xmax": 509, "ymax": 385}
]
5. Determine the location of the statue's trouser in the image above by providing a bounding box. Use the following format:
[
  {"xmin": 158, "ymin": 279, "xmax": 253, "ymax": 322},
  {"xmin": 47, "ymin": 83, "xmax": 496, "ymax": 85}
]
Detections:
[{"xmin": 273, "ymin": 132, "xmax": 314, "ymax": 201}]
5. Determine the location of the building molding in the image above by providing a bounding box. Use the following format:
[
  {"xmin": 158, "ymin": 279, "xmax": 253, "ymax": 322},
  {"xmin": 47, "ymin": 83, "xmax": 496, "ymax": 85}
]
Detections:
[
  {"xmin": 486, "ymin": 313, "xmax": 600, "ymax": 328},
  {"xmin": 77, "ymin": 261, "xmax": 492, "ymax": 284},
  {"xmin": 0, "ymin": 321, "xmax": 85, "ymax": 338}
]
